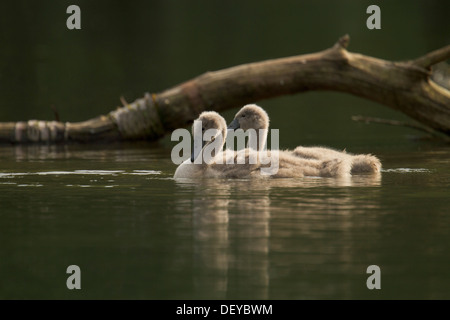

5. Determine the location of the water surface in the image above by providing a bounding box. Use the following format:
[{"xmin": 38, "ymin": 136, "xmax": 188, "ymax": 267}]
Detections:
[{"xmin": 1, "ymin": 143, "xmax": 449, "ymax": 299}]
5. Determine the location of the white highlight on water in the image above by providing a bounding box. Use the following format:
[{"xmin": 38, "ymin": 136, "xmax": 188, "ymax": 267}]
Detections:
[
  {"xmin": 0, "ymin": 170, "xmax": 161, "ymax": 178},
  {"xmin": 382, "ymin": 168, "xmax": 431, "ymax": 173}
]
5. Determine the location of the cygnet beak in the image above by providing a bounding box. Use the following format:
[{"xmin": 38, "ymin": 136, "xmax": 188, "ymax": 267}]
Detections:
[{"xmin": 227, "ymin": 118, "xmax": 240, "ymax": 130}]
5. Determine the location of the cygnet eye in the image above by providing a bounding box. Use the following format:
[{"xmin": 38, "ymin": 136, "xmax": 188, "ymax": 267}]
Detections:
[{"xmin": 241, "ymin": 114, "xmax": 246, "ymax": 118}]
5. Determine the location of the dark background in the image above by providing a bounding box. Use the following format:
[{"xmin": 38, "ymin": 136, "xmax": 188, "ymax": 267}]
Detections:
[{"xmin": 0, "ymin": 0, "xmax": 448, "ymax": 149}]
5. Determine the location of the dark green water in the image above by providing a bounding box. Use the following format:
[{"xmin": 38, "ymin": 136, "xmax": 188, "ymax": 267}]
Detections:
[
  {"xmin": 0, "ymin": 1, "xmax": 449, "ymax": 299},
  {"xmin": 1, "ymin": 143, "xmax": 449, "ymax": 299}
]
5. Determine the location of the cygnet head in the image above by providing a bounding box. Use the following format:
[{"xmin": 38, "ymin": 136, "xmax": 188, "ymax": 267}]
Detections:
[
  {"xmin": 227, "ymin": 104, "xmax": 269, "ymax": 131},
  {"xmin": 191, "ymin": 111, "xmax": 227, "ymax": 162}
]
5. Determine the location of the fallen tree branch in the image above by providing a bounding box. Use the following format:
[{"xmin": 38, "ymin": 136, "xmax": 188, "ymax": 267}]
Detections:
[
  {"xmin": 411, "ymin": 45, "xmax": 450, "ymax": 69},
  {"xmin": 0, "ymin": 34, "xmax": 449, "ymax": 144}
]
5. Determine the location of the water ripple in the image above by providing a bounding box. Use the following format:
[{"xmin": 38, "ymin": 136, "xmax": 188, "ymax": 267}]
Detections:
[
  {"xmin": 0, "ymin": 170, "xmax": 161, "ymax": 178},
  {"xmin": 382, "ymin": 168, "xmax": 431, "ymax": 173}
]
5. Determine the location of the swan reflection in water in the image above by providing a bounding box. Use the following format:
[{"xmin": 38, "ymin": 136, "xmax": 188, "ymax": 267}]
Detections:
[{"xmin": 174, "ymin": 174, "xmax": 381, "ymax": 299}]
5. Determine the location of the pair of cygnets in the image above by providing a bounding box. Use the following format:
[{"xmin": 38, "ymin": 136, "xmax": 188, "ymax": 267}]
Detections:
[{"xmin": 173, "ymin": 104, "xmax": 381, "ymax": 179}]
